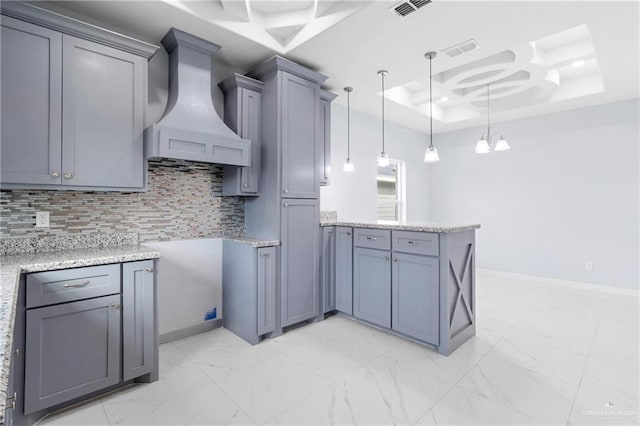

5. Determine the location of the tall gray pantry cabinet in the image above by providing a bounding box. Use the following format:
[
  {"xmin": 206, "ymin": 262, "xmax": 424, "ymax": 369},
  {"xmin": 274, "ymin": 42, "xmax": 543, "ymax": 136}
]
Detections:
[{"xmin": 245, "ymin": 57, "xmax": 331, "ymax": 335}]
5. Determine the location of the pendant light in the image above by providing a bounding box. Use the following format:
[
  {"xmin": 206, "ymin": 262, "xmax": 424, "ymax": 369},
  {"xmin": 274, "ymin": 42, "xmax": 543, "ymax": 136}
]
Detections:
[
  {"xmin": 377, "ymin": 70, "xmax": 390, "ymax": 167},
  {"xmin": 424, "ymin": 51, "xmax": 439, "ymax": 163},
  {"xmin": 343, "ymin": 87, "xmax": 354, "ymax": 172},
  {"xmin": 475, "ymin": 83, "xmax": 510, "ymax": 154}
]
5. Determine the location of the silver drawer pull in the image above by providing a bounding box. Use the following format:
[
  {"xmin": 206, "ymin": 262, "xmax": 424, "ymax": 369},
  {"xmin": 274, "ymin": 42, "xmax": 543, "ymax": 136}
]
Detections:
[
  {"xmin": 365, "ymin": 236, "xmax": 377, "ymax": 241},
  {"xmin": 260, "ymin": 253, "xmax": 268, "ymax": 257},
  {"xmin": 63, "ymin": 280, "xmax": 90, "ymax": 288},
  {"xmin": 111, "ymin": 303, "xmax": 120, "ymax": 309},
  {"xmin": 407, "ymin": 241, "xmax": 418, "ymax": 245},
  {"xmin": 145, "ymin": 267, "xmax": 154, "ymax": 273}
]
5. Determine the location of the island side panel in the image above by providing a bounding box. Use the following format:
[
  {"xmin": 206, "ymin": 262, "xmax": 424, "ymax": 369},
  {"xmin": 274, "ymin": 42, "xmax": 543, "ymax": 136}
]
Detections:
[{"xmin": 438, "ymin": 230, "xmax": 476, "ymax": 355}]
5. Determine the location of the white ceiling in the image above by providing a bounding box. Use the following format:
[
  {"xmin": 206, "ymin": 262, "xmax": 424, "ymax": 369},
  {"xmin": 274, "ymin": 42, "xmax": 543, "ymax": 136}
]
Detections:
[{"xmin": 42, "ymin": 0, "xmax": 639, "ymax": 134}]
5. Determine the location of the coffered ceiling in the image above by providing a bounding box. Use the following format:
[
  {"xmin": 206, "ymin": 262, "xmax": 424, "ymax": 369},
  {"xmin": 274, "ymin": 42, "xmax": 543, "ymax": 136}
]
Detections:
[{"xmin": 41, "ymin": 0, "xmax": 639, "ymax": 133}]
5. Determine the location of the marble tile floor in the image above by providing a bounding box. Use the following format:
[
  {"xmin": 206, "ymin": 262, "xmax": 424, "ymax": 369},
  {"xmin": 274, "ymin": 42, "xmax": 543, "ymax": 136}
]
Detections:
[{"xmin": 37, "ymin": 274, "xmax": 639, "ymax": 425}]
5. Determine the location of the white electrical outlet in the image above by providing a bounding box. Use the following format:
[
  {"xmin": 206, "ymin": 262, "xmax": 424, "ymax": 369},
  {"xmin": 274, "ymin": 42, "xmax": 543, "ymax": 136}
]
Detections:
[
  {"xmin": 35, "ymin": 211, "xmax": 50, "ymax": 228},
  {"xmin": 585, "ymin": 261, "xmax": 594, "ymax": 271}
]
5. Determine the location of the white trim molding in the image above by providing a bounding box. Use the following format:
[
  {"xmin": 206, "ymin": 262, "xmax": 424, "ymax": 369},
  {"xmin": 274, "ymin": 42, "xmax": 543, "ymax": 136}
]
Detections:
[{"xmin": 477, "ymin": 268, "xmax": 639, "ymax": 297}]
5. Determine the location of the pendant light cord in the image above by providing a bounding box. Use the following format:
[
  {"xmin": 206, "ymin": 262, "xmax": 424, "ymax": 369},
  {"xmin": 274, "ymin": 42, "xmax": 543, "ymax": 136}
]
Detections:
[
  {"xmin": 347, "ymin": 89, "xmax": 351, "ymax": 159},
  {"xmin": 429, "ymin": 55, "xmax": 433, "ymax": 149},
  {"xmin": 381, "ymin": 72, "xmax": 385, "ymax": 153},
  {"xmin": 487, "ymin": 83, "xmax": 491, "ymax": 140}
]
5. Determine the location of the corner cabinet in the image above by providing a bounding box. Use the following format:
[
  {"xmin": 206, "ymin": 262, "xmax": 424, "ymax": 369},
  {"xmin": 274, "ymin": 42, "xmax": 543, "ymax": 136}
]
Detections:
[
  {"xmin": 223, "ymin": 241, "xmax": 277, "ymax": 344},
  {"xmin": 219, "ymin": 74, "xmax": 264, "ymax": 196},
  {"xmin": 0, "ymin": 3, "xmax": 158, "ymax": 191},
  {"xmin": 319, "ymin": 90, "xmax": 337, "ymax": 186}
]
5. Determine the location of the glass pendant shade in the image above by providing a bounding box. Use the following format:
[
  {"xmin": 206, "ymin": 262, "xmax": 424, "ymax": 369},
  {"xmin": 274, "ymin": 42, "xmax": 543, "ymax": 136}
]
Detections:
[
  {"xmin": 377, "ymin": 152, "xmax": 390, "ymax": 167},
  {"xmin": 343, "ymin": 157, "xmax": 354, "ymax": 172},
  {"xmin": 475, "ymin": 138, "xmax": 491, "ymax": 154},
  {"xmin": 424, "ymin": 146, "xmax": 439, "ymax": 163},
  {"xmin": 494, "ymin": 137, "xmax": 510, "ymax": 151}
]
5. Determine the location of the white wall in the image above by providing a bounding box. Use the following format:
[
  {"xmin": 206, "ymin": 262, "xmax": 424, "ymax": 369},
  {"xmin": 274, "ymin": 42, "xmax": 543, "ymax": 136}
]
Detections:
[
  {"xmin": 321, "ymin": 103, "xmax": 431, "ymax": 222},
  {"xmin": 428, "ymin": 99, "xmax": 639, "ymax": 290}
]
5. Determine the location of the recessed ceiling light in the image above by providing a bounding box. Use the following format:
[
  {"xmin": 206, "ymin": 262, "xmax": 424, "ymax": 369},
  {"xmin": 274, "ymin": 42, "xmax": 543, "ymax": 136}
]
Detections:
[
  {"xmin": 441, "ymin": 96, "xmax": 449, "ymax": 102},
  {"xmin": 572, "ymin": 59, "xmax": 585, "ymax": 68}
]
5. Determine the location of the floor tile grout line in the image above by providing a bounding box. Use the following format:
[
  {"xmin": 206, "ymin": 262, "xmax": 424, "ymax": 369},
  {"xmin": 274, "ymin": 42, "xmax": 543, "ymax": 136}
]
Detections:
[{"xmin": 563, "ymin": 293, "xmax": 608, "ymax": 426}]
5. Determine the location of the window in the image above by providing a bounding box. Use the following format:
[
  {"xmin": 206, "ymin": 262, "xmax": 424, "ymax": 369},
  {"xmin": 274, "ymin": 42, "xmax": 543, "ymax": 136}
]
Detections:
[{"xmin": 376, "ymin": 159, "xmax": 406, "ymax": 224}]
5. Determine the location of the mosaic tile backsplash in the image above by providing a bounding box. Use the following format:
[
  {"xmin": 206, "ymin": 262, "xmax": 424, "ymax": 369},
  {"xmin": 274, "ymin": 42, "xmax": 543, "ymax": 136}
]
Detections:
[{"xmin": 0, "ymin": 159, "xmax": 245, "ymax": 242}]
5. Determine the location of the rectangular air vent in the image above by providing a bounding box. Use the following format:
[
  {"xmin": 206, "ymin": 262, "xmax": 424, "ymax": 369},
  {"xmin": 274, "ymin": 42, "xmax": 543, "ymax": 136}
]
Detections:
[
  {"xmin": 390, "ymin": 0, "xmax": 432, "ymax": 17},
  {"xmin": 442, "ymin": 39, "xmax": 479, "ymax": 58}
]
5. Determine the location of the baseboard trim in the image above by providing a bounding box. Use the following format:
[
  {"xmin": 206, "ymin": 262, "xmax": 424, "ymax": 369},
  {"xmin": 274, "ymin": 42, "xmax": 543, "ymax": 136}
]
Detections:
[
  {"xmin": 159, "ymin": 319, "xmax": 223, "ymax": 344},
  {"xmin": 477, "ymin": 269, "xmax": 639, "ymax": 297}
]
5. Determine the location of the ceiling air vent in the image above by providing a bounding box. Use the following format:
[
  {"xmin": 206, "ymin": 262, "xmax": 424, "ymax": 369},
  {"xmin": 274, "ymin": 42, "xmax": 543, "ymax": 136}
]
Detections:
[
  {"xmin": 442, "ymin": 39, "xmax": 479, "ymax": 58},
  {"xmin": 390, "ymin": 0, "xmax": 432, "ymax": 17}
]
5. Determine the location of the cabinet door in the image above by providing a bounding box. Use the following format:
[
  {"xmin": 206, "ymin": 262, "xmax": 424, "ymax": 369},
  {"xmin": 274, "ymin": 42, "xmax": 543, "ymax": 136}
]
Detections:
[
  {"xmin": 24, "ymin": 295, "xmax": 121, "ymax": 414},
  {"xmin": 62, "ymin": 34, "xmax": 145, "ymax": 188},
  {"xmin": 257, "ymin": 246, "xmax": 277, "ymax": 335},
  {"xmin": 321, "ymin": 227, "xmax": 336, "ymax": 313},
  {"xmin": 392, "ymin": 253, "xmax": 439, "ymax": 344},
  {"xmin": 319, "ymin": 98, "xmax": 331, "ymax": 186},
  {"xmin": 281, "ymin": 199, "xmax": 320, "ymax": 326},
  {"xmin": 1, "ymin": 16, "xmax": 62, "ymax": 185},
  {"xmin": 240, "ymin": 88, "xmax": 261, "ymax": 194},
  {"xmin": 122, "ymin": 260, "xmax": 155, "ymax": 381},
  {"xmin": 335, "ymin": 227, "xmax": 353, "ymax": 315},
  {"xmin": 353, "ymin": 247, "xmax": 391, "ymax": 328},
  {"xmin": 280, "ymin": 73, "xmax": 320, "ymax": 198}
]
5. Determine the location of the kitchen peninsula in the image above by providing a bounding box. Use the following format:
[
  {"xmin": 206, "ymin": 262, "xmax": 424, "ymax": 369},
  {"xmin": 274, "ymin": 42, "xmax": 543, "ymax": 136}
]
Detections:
[{"xmin": 320, "ymin": 218, "xmax": 480, "ymax": 356}]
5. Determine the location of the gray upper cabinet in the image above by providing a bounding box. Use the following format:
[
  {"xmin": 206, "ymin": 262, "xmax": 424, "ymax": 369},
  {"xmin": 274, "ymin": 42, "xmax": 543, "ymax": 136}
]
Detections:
[
  {"xmin": 0, "ymin": 3, "xmax": 157, "ymax": 191},
  {"xmin": 319, "ymin": 90, "xmax": 336, "ymax": 186},
  {"xmin": 281, "ymin": 73, "xmax": 321, "ymax": 199},
  {"xmin": 1, "ymin": 16, "xmax": 62, "ymax": 185},
  {"xmin": 391, "ymin": 252, "xmax": 439, "ymax": 345},
  {"xmin": 281, "ymin": 198, "xmax": 320, "ymax": 326},
  {"xmin": 62, "ymin": 35, "xmax": 145, "ymax": 189},
  {"xmin": 321, "ymin": 226, "xmax": 336, "ymax": 313},
  {"xmin": 219, "ymin": 74, "xmax": 264, "ymax": 196},
  {"xmin": 335, "ymin": 226, "xmax": 353, "ymax": 315},
  {"xmin": 122, "ymin": 260, "xmax": 155, "ymax": 381},
  {"xmin": 353, "ymin": 247, "xmax": 391, "ymax": 328},
  {"xmin": 24, "ymin": 294, "xmax": 121, "ymax": 414}
]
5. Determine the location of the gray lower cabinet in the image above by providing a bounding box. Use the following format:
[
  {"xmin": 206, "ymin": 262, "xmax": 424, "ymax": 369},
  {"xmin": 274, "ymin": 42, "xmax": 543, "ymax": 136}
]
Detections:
[
  {"xmin": 321, "ymin": 227, "xmax": 336, "ymax": 313},
  {"xmin": 122, "ymin": 260, "xmax": 155, "ymax": 381},
  {"xmin": 223, "ymin": 241, "xmax": 277, "ymax": 344},
  {"xmin": 24, "ymin": 294, "xmax": 121, "ymax": 414},
  {"xmin": 353, "ymin": 247, "xmax": 391, "ymax": 328},
  {"xmin": 281, "ymin": 199, "xmax": 320, "ymax": 327},
  {"xmin": 335, "ymin": 227, "xmax": 353, "ymax": 315},
  {"xmin": 219, "ymin": 74, "xmax": 263, "ymax": 195},
  {"xmin": 391, "ymin": 252, "xmax": 439, "ymax": 345},
  {"xmin": 0, "ymin": 6, "xmax": 155, "ymax": 191},
  {"xmin": 0, "ymin": 16, "xmax": 62, "ymax": 186}
]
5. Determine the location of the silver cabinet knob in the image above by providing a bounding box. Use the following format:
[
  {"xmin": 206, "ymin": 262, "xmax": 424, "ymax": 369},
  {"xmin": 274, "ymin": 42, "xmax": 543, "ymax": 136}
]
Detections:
[
  {"xmin": 393, "ymin": 257, "xmax": 398, "ymax": 262},
  {"xmin": 346, "ymin": 232, "xmax": 351, "ymax": 236},
  {"xmin": 283, "ymin": 189, "xmax": 288, "ymax": 193},
  {"xmin": 64, "ymin": 172, "xmax": 73, "ymax": 179},
  {"xmin": 111, "ymin": 303, "xmax": 120, "ymax": 309},
  {"xmin": 242, "ymin": 183, "xmax": 249, "ymax": 188},
  {"xmin": 283, "ymin": 203, "xmax": 289, "ymax": 207},
  {"xmin": 144, "ymin": 267, "xmax": 154, "ymax": 273},
  {"xmin": 51, "ymin": 171, "xmax": 60, "ymax": 178},
  {"xmin": 385, "ymin": 255, "xmax": 390, "ymax": 261}
]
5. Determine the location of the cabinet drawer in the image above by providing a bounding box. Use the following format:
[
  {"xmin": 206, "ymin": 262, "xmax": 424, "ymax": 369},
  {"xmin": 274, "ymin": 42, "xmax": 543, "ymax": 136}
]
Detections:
[
  {"xmin": 392, "ymin": 231, "xmax": 439, "ymax": 256},
  {"xmin": 353, "ymin": 228, "xmax": 390, "ymax": 250},
  {"xmin": 26, "ymin": 264, "xmax": 121, "ymax": 309}
]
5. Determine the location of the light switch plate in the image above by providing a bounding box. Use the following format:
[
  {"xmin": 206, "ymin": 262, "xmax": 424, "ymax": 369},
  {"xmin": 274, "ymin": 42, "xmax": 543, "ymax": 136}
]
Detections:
[{"xmin": 35, "ymin": 211, "xmax": 50, "ymax": 227}]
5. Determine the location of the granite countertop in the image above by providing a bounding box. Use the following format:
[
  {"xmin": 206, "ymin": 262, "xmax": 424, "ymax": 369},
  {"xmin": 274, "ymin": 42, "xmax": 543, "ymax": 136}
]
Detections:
[
  {"xmin": 320, "ymin": 220, "xmax": 481, "ymax": 233},
  {"xmin": 222, "ymin": 236, "xmax": 280, "ymax": 248},
  {"xmin": 0, "ymin": 245, "xmax": 161, "ymax": 424}
]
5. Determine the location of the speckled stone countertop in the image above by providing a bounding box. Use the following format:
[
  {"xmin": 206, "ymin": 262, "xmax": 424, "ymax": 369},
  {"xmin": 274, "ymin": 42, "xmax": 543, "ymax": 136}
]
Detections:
[
  {"xmin": 222, "ymin": 236, "xmax": 280, "ymax": 248},
  {"xmin": 320, "ymin": 220, "xmax": 481, "ymax": 233},
  {"xmin": 0, "ymin": 245, "xmax": 161, "ymax": 424}
]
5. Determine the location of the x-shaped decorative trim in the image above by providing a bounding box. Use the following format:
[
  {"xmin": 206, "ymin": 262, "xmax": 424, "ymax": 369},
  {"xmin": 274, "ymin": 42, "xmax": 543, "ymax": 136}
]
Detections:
[{"xmin": 449, "ymin": 244, "xmax": 474, "ymax": 328}]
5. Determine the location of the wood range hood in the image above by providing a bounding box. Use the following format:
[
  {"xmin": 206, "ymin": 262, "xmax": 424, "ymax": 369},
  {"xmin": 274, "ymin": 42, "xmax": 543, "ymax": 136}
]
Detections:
[{"xmin": 144, "ymin": 28, "xmax": 251, "ymax": 166}]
